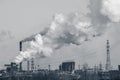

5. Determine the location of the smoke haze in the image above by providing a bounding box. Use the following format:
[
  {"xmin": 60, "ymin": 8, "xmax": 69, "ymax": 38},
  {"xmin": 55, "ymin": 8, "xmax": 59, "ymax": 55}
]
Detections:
[
  {"xmin": 14, "ymin": 0, "xmax": 120, "ymax": 64},
  {"xmin": 15, "ymin": 13, "xmax": 106, "ymax": 63},
  {"xmin": 101, "ymin": 0, "xmax": 120, "ymax": 22}
]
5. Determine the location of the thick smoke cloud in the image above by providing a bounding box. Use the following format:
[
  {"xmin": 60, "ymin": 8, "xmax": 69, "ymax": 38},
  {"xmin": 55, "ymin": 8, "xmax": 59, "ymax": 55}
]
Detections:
[
  {"xmin": 89, "ymin": 0, "xmax": 120, "ymax": 23},
  {"xmin": 88, "ymin": 0, "xmax": 110, "ymax": 35},
  {"xmin": 15, "ymin": 34, "xmax": 52, "ymax": 63},
  {"xmin": 101, "ymin": 0, "xmax": 120, "ymax": 22},
  {"xmin": 14, "ymin": 0, "xmax": 120, "ymax": 64},
  {"xmin": 15, "ymin": 13, "xmax": 105, "ymax": 64}
]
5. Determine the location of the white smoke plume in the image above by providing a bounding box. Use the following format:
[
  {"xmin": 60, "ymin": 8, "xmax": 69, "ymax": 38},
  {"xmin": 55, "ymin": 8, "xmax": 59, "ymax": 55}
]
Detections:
[
  {"xmin": 15, "ymin": 34, "xmax": 52, "ymax": 63},
  {"xmin": 88, "ymin": 0, "xmax": 110, "ymax": 36},
  {"xmin": 101, "ymin": 0, "xmax": 120, "ymax": 22},
  {"xmin": 14, "ymin": 13, "xmax": 107, "ymax": 64},
  {"xmin": 15, "ymin": 0, "xmax": 120, "ymax": 64}
]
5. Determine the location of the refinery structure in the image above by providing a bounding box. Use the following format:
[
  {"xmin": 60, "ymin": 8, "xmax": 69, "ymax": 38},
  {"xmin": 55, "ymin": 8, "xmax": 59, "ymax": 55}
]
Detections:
[
  {"xmin": 0, "ymin": 39, "xmax": 120, "ymax": 80},
  {"xmin": 0, "ymin": 0, "xmax": 120, "ymax": 79}
]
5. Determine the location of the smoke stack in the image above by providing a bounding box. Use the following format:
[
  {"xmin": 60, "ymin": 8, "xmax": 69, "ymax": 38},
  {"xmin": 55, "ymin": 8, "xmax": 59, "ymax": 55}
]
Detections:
[
  {"xmin": 20, "ymin": 41, "xmax": 22, "ymax": 51},
  {"xmin": 19, "ymin": 41, "xmax": 22, "ymax": 71}
]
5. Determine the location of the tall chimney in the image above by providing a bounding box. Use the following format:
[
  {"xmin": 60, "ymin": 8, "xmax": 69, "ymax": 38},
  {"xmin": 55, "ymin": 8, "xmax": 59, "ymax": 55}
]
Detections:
[
  {"xmin": 19, "ymin": 41, "xmax": 22, "ymax": 71},
  {"xmin": 20, "ymin": 41, "xmax": 22, "ymax": 51}
]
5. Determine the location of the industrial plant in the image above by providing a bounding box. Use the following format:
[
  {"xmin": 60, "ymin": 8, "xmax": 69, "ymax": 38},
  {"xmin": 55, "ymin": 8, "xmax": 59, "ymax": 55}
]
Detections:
[{"xmin": 0, "ymin": 39, "xmax": 120, "ymax": 80}]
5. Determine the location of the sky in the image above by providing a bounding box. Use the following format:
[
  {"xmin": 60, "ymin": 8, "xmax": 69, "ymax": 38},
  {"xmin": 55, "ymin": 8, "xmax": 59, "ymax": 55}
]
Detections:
[{"xmin": 0, "ymin": 0, "xmax": 120, "ymax": 70}]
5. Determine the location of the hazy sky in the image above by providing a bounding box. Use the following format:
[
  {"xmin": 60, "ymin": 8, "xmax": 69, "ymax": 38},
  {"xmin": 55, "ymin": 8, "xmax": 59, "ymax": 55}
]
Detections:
[{"xmin": 0, "ymin": 0, "xmax": 120, "ymax": 70}]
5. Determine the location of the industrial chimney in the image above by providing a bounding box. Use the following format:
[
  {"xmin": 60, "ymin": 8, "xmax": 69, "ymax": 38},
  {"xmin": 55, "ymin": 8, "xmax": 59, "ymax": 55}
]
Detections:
[{"xmin": 19, "ymin": 41, "xmax": 22, "ymax": 71}]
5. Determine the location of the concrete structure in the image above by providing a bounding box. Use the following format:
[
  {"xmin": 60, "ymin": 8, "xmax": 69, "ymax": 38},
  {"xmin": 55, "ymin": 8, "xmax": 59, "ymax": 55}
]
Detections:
[
  {"xmin": 118, "ymin": 65, "xmax": 120, "ymax": 71},
  {"xmin": 59, "ymin": 61, "xmax": 75, "ymax": 72},
  {"xmin": 109, "ymin": 70, "xmax": 120, "ymax": 80},
  {"xmin": 5, "ymin": 62, "xmax": 18, "ymax": 73}
]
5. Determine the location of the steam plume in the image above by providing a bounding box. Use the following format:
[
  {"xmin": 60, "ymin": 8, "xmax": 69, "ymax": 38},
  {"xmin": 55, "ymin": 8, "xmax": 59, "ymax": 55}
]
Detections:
[
  {"xmin": 101, "ymin": 0, "xmax": 120, "ymax": 22},
  {"xmin": 15, "ymin": 13, "xmax": 106, "ymax": 64},
  {"xmin": 15, "ymin": 34, "xmax": 52, "ymax": 63},
  {"xmin": 14, "ymin": 0, "xmax": 120, "ymax": 63}
]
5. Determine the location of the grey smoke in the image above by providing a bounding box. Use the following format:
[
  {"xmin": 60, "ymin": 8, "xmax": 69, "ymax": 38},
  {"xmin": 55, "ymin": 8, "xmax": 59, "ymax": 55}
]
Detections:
[
  {"xmin": 88, "ymin": 0, "xmax": 120, "ymax": 23},
  {"xmin": 101, "ymin": 0, "xmax": 120, "ymax": 22},
  {"xmin": 14, "ymin": 13, "xmax": 105, "ymax": 64},
  {"xmin": 21, "ymin": 27, "xmax": 49, "ymax": 43},
  {"xmin": 88, "ymin": 0, "xmax": 110, "ymax": 35},
  {"xmin": 88, "ymin": 0, "xmax": 110, "ymax": 24},
  {"xmin": 21, "ymin": 35, "xmax": 35, "ymax": 42},
  {"xmin": 14, "ymin": 0, "xmax": 120, "ymax": 64}
]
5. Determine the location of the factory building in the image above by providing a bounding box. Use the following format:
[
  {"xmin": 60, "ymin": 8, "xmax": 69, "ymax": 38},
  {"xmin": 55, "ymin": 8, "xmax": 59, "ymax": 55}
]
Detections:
[
  {"xmin": 109, "ymin": 70, "xmax": 120, "ymax": 80},
  {"xmin": 4, "ymin": 62, "xmax": 18, "ymax": 73},
  {"xmin": 59, "ymin": 61, "xmax": 75, "ymax": 72}
]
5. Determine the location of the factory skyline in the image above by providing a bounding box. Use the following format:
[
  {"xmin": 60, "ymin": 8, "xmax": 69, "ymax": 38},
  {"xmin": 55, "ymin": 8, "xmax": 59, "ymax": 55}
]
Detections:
[
  {"xmin": 1, "ymin": 45, "xmax": 120, "ymax": 80},
  {"xmin": 14, "ymin": 39, "xmax": 112, "ymax": 71},
  {"xmin": 0, "ymin": 0, "xmax": 120, "ymax": 70},
  {"xmin": 1, "ymin": 40, "xmax": 120, "ymax": 80}
]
